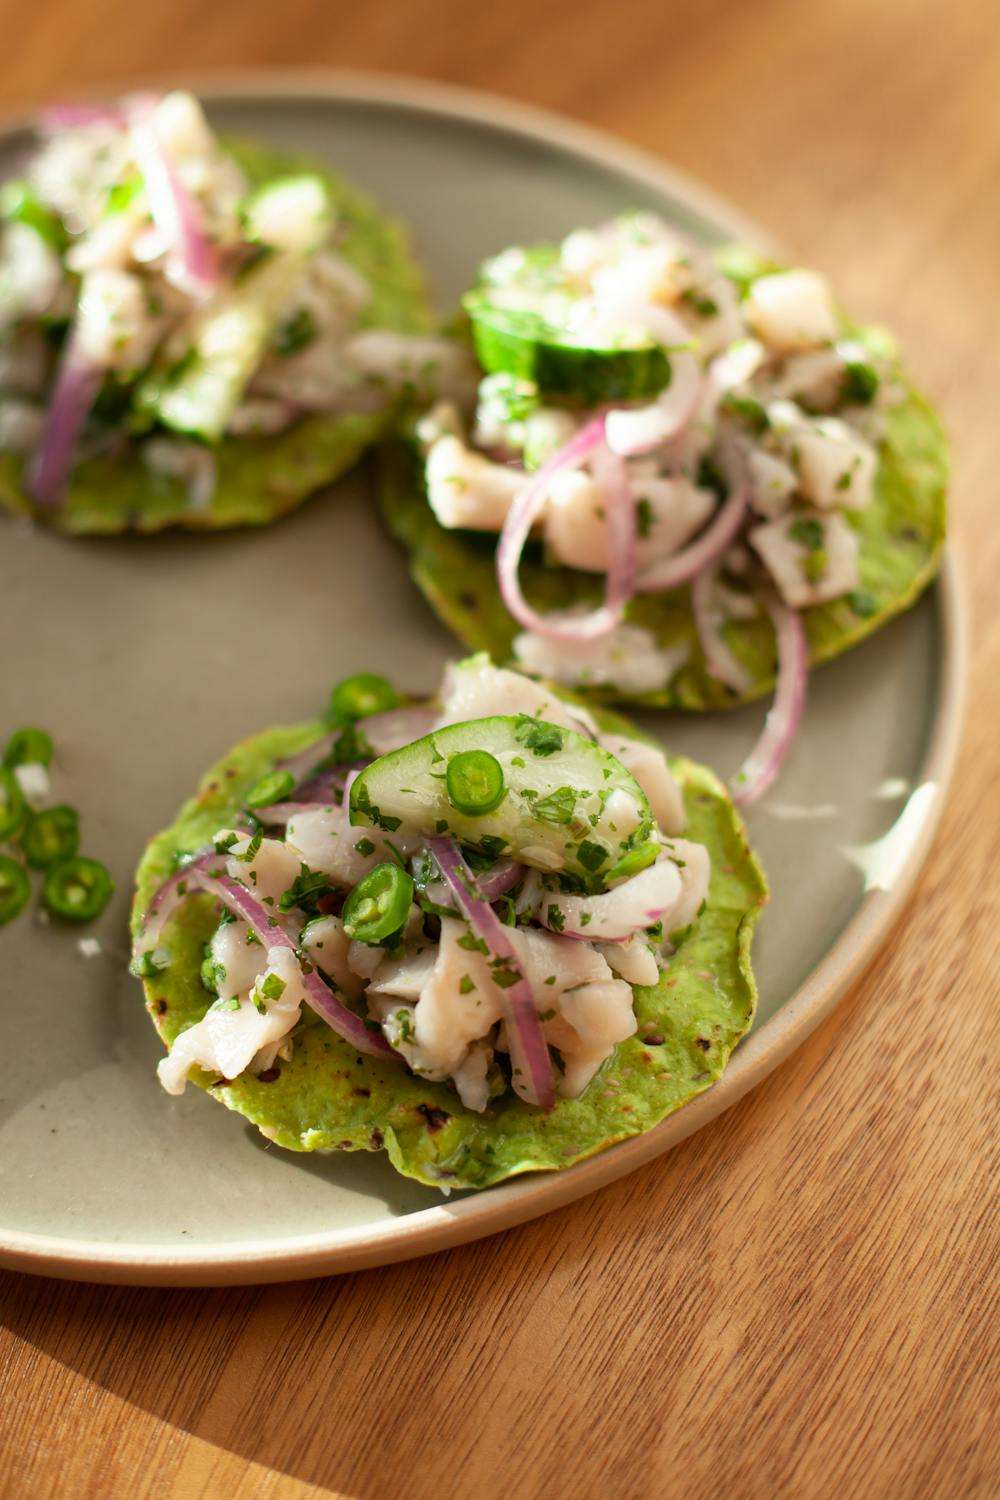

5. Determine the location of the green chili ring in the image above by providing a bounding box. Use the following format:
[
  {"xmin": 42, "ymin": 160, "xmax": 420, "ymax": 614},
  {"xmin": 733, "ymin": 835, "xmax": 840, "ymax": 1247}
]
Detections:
[
  {"xmin": 330, "ymin": 673, "xmax": 401, "ymax": 723},
  {"xmin": 0, "ymin": 854, "xmax": 30, "ymax": 925},
  {"xmin": 245, "ymin": 769, "xmax": 295, "ymax": 810},
  {"xmin": 22, "ymin": 805, "xmax": 80, "ymax": 869},
  {"xmin": 42, "ymin": 856, "xmax": 114, "ymax": 922},
  {"xmin": 445, "ymin": 750, "xmax": 506, "ymax": 816},
  {"xmin": 341, "ymin": 861, "xmax": 414, "ymax": 944}
]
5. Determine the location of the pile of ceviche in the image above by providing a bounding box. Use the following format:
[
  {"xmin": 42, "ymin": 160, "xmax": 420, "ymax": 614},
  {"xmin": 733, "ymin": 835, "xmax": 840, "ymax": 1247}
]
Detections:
[
  {"xmin": 131, "ymin": 658, "xmax": 765, "ymax": 1189},
  {"xmin": 380, "ymin": 213, "xmax": 948, "ymax": 798},
  {"xmin": 0, "ymin": 90, "xmax": 465, "ymax": 532}
]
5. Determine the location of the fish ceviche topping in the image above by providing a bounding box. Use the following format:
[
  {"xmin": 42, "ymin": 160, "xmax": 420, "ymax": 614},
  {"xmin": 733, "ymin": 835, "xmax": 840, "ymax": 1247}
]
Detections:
[
  {"xmin": 133, "ymin": 658, "xmax": 711, "ymax": 1113},
  {"xmin": 417, "ymin": 214, "xmax": 903, "ymax": 801},
  {"xmin": 0, "ymin": 90, "xmax": 463, "ymax": 511}
]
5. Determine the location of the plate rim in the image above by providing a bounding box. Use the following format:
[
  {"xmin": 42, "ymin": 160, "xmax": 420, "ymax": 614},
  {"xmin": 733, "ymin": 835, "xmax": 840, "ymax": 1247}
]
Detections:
[{"xmin": 0, "ymin": 70, "xmax": 967, "ymax": 1285}]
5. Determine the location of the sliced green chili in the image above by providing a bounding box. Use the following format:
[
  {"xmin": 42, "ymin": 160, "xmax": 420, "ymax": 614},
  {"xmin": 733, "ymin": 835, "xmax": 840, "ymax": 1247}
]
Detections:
[
  {"xmin": 0, "ymin": 768, "xmax": 27, "ymax": 840},
  {"xmin": 42, "ymin": 856, "xmax": 114, "ymax": 922},
  {"xmin": 3, "ymin": 728, "xmax": 53, "ymax": 769},
  {"xmin": 446, "ymin": 750, "xmax": 506, "ymax": 816},
  {"xmin": 0, "ymin": 854, "xmax": 30, "ymax": 926},
  {"xmin": 341, "ymin": 861, "xmax": 414, "ymax": 944},
  {"xmin": 330, "ymin": 673, "xmax": 400, "ymax": 722},
  {"xmin": 245, "ymin": 769, "xmax": 295, "ymax": 809},
  {"xmin": 22, "ymin": 805, "xmax": 79, "ymax": 869}
]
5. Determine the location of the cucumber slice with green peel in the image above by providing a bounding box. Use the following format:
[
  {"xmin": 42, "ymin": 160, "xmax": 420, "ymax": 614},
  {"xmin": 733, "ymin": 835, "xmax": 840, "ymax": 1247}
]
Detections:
[
  {"xmin": 463, "ymin": 243, "xmax": 672, "ymax": 404},
  {"xmin": 348, "ymin": 714, "xmax": 654, "ymax": 884},
  {"xmin": 142, "ymin": 250, "xmax": 306, "ymax": 442}
]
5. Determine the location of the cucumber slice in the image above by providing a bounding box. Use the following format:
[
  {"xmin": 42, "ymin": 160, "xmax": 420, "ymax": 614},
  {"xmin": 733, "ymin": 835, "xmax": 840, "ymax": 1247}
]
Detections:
[
  {"xmin": 145, "ymin": 250, "xmax": 305, "ymax": 442},
  {"xmin": 463, "ymin": 244, "xmax": 671, "ymax": 404},
  {"xmin": 349, "ymin": 714, "xmax": 654, "ymax": 885}
]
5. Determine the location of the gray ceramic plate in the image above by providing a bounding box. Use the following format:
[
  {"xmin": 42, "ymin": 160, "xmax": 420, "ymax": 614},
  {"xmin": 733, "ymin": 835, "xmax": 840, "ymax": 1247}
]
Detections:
[{"xmin": 0, "ymin": 74, "xmax": 965, "ymax": 1286}]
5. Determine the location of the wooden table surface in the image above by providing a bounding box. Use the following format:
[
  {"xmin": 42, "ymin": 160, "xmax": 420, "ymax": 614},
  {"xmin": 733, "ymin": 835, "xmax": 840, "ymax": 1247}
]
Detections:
[{"xmin": 0, "ymin": 1, "xmax": 997, "ymax": 1495}]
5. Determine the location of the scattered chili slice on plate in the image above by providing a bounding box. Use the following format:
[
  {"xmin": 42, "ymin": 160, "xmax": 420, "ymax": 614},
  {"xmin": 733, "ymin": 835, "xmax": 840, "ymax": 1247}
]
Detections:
[{"xmin": 42, "ymin": 856, "xmax": 114, "ymax": 922}]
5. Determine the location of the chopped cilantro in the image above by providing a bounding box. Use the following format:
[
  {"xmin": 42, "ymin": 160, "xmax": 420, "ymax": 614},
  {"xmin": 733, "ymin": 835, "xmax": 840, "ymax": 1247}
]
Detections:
[
  {"xmin": 353, "ymin": 837, "xmax": 376, "ymax": 857},
  {"xmin": 258, "ymin": 972, "xmax": 286, "ymax": 1001},
  {"xmin": 458, "ymin": 932, "xmax": 489, "ymax": 954},
  {"xmin": 459, "ymin": 974, "xmax": 475, "ymax": 995},
  {"xmin": 636, "ymin": 497, "xmax": 654, "ymax": 539},
  {"xmin": 272, "ymin": 307, "xmax": 318, "ymax": 357},
  {"xmin": 546, "ymin": 904, "xmax": 566, "ymax": 932},
  {"xmin": 788, "ymin": 516, "xmax": 825, "ymax": 550},
  {"xmin": 515, "ymin": 716, "xmax": 564, "ymax": 757},
  {"xmin": 279, "ymin": 866, "xmax": 332, "ymax": 915},
  {"xmin": 577, "ymin": 839, "xmax": 608, "ymax": 873},
  {"xmin": 532, "ymin": 786, "xmax": 577, "ymax": 825}
]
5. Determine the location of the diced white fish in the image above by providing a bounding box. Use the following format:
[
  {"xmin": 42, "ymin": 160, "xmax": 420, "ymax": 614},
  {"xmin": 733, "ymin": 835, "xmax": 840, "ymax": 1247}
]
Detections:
[
  {"xmin": 746, "ymin": 448, "xmax": 798, "ymax": 518},
  {"xmin": 209, "ymin": 916, "xmax": 270, "ymax": 1001},
  {"xmin": 245, "ymin": 176, "xmax": 331, "ymax": 255},
  {"xmin": 555, "ymin": 981, "xmax": 637, "ymax": 1096},
  {"xmin": 744, "ymin": 269, "xmax": 839, "ymax": 352},
  {"xmin": 514, "ymin": 617, "xmax": 687, "ymax": 697},
  {"xmin": 76, "ymin": 268, "xmax": 165, "ymax": 371},
  {"xmin": 425, "ymin": 434, "xmax": 524, "ymax": 532},
  {"xmin": 633, "ymin": 476, "xmax": 717, "ymax": 570},
  {"xmin": 157, "ymin": 945, "xmax": 303, "ymax": 1095},
  {"xmin": 222, "ymin": 831, "xmax": 302, "ymax": 905},
  {"xmin": 436, "ymin": 655, "xmax": 599, "ymax": 738},
  {"xmin": 451, "ymin": 1042, "xmax": 492, "ymax": 1112},
  {"xmin": 301, "ymin": 915, "xmax": 365, "ymax": 1001},
  {"xmin": 791, "ymin": 417, "xmax": 875, "ymax": 510},
  {"xmin": 368, "ymin": 945, "xmax": 438, "ymax": 1002},
  {"xmin": 538, "ymin": 858, "xmax": 682, "ymax": 942},
  {"xmin": 0, "ymin": 224, "xmax": 64, "ymax": 333},
  {"xmin": 659, "ymin": 838, "xmax": 712, "ymax": 940},
  {"xmin": 285, "ymin": 804, "xmax": 420, "ymax": 890},
  {"xmin": 750, "ymin": 508, "xmax": 860, "ymax": 608},
  {"xmin": 597, "ymin": 732, "xmax": 685, "ymax": 834},
  {"xmin": 598, "ymin": 934, "xmax": 660, "ymax": 987}
]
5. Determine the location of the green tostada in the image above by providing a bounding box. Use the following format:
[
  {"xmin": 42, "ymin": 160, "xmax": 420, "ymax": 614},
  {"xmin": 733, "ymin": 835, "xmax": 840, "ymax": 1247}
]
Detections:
[
  {"xmin": 379, "ymin": 216, "xmax": 948, "ymax": 797},
  {"xmin": 0, "ymin": 90, "xmax": 465, "ymax": 533},
  {"xmin": 131, "ymin": 657, "xmax": 766, "ymax": 1191}
]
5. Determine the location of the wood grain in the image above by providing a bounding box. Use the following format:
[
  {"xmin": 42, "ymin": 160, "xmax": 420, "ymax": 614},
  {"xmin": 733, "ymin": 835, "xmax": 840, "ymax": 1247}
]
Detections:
[{"xmin": 0, "ymin": 0, "xmax": 998, "ymax": 1496}]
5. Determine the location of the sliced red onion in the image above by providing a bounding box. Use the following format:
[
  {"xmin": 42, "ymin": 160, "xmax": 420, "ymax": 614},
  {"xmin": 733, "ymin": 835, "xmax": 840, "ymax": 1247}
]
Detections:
[
  {"xmin": 26, "ymin": 332, "xmax": 102, "ymax": 508},
  {"xmin": 691, "ymin": 562, "xmax": 754, "ymax": 695},
  {"xmin": 137, "ymin": 862, "xmax": 396, "ymax": 1060},
  {"xmin": 134, "ymin": 848, "xmax": 223, "ymax": 952},
  {"xmin": 731, "ymin": 597, "xmax": 808, "ymax": 806},
  {"xmin": 429, "ymin": 837, "xmax": 554, "ymax": 1109},
  {"xmin": 128, "ymin": 104, "xmax": 219, "ymax": 299},
  {"xmin": 473, "ymin": 859, "xmax": 523, "ymax": 903},
  {"xmin": 537, "ymin": 859, "xmax": 681, "ymax": 943},
  {"xmin": 634, "ymin": 452, "xmax": 748, "ymax": 595},
  {"xmin": 496, "ymin": 415, "xmax": 636, "ymax": 643},
  {"xmin": 358, "ymin": 704, "xmax": 438, "ymax": 756}
]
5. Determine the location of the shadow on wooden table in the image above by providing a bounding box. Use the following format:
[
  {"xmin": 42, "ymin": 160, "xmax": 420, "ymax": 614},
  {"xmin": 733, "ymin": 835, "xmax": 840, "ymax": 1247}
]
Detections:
[{"xmin": 0, "ymin": 1037, "xmax": 798, "ymax": 1499}]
